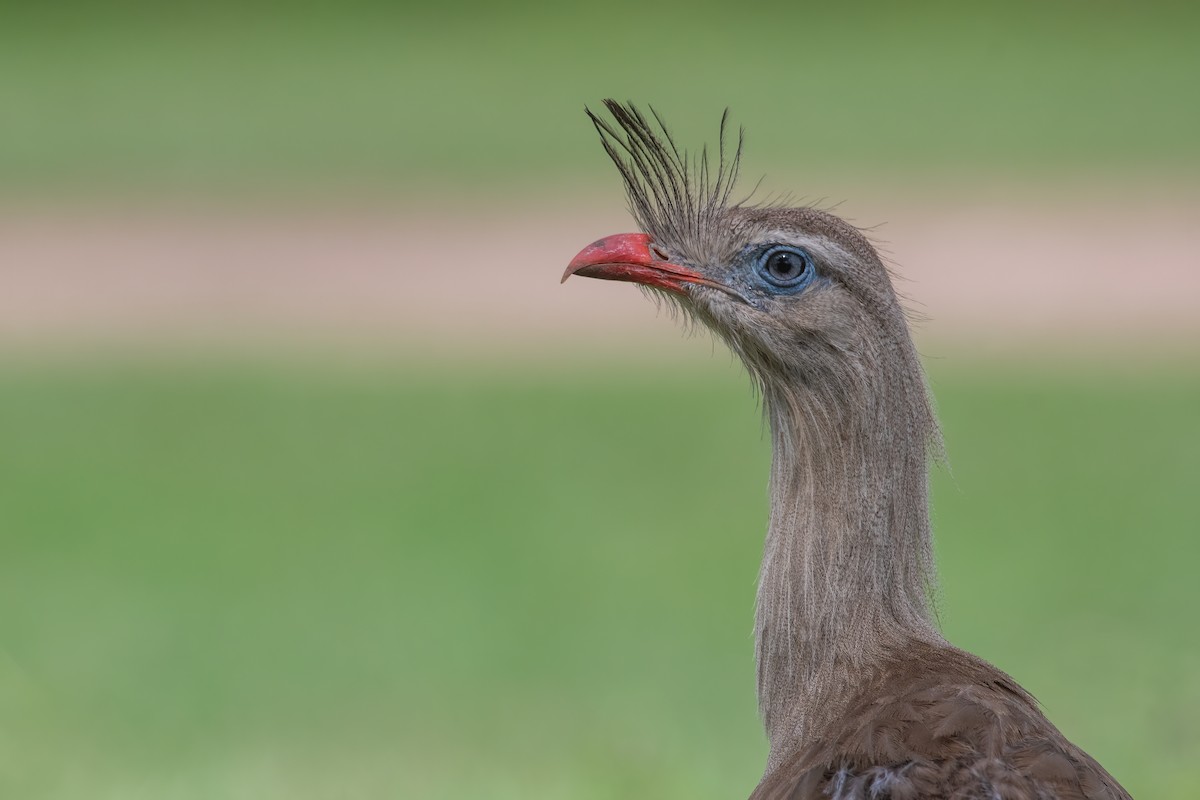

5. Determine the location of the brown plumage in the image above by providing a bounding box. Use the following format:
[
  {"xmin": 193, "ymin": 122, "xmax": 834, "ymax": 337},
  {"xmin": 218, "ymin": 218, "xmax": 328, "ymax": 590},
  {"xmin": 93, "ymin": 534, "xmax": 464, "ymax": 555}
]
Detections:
[
  {"xmin": 751, "ymin": 641, "xmax": 1128, "ymax": 799},
  {"xmin": 561, "ymin": 101, "xmax": 1131, "ymax": 800}
]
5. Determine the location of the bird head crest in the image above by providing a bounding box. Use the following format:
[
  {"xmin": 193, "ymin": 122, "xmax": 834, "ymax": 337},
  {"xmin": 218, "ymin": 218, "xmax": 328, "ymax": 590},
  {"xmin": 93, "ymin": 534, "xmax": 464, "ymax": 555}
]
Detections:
[{"xmin": 587, "ymin": 100, "xmax": 747, "ymax": 262}]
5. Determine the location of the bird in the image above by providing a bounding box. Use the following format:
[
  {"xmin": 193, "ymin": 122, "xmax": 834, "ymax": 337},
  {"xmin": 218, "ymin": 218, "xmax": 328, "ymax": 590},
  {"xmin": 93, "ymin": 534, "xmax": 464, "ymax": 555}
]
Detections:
[{"xmin": 560, "ymin": 101, "xmax": 1132, "ymax": 800}]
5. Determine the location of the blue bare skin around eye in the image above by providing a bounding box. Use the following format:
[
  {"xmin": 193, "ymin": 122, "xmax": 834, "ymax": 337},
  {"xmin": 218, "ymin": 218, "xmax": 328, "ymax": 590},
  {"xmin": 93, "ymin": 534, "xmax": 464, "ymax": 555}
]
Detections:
[{"xmin": 732, "ymin": 246, "xmax": 820, "ymax": 301}]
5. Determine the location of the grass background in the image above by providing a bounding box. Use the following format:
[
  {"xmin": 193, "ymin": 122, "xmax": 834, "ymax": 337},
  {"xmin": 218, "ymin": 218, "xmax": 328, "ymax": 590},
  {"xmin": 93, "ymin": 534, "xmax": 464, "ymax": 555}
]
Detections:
[
  {"xmin": 0, "ymin": 361, "xmax": 1196, "ymax": 799},
  {"xmin": 1, "ymin": 1, "xmax": 1198, "ymax": 797},
  {"xmin": 2, "ymin": 1, "xmax": 1198, "ymax": 194}
]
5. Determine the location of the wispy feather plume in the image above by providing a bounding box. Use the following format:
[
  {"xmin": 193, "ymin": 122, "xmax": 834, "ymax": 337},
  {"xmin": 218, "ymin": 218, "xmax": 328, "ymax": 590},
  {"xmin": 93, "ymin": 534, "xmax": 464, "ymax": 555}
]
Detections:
[{"xmin": 586, "ymin": 100, "xmax": 745, "ymax": 254}]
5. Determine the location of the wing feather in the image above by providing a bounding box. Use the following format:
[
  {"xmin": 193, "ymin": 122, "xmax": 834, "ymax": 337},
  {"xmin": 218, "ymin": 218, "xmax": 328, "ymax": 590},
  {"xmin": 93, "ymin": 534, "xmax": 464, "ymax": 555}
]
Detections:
[{"xmin": 750, "ymin": 645, "xmax": 1130, "ymax": 800}]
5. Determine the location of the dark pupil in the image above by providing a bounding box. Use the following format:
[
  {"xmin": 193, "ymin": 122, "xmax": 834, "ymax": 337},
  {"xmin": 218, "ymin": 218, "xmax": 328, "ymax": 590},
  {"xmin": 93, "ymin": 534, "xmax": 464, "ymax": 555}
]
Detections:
[{"xmin": 768, "ymin": 251, "xmax": 802, "ymax": 280}]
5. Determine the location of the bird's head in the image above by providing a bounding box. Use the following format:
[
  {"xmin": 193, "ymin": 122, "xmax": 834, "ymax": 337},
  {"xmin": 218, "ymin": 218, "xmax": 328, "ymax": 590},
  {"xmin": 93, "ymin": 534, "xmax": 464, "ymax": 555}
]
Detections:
[{"xmin": 563, "ymin": 101, "xmax": 920, "ymax": 406}]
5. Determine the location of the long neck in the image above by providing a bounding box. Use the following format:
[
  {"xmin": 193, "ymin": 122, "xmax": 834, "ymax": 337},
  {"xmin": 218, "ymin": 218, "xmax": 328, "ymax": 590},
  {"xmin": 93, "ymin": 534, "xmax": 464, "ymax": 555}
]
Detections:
[{"xmin": 754, "ymin": 346, "xmax": 943, "ymax": 768}]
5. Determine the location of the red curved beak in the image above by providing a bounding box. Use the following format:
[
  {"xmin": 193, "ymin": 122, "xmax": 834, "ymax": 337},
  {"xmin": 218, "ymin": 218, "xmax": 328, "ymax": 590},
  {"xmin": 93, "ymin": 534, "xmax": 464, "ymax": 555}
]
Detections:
[{"xmin": 561, "ymin": 233, "xmax": 708, "ymax": 296}]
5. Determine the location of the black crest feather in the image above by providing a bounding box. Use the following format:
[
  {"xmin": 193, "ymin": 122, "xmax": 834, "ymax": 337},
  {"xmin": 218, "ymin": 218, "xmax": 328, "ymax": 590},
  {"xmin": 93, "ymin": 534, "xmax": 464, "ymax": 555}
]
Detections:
[{"xmin": 586, "ymin": 100, "xmax": 746, "ymax": 254}]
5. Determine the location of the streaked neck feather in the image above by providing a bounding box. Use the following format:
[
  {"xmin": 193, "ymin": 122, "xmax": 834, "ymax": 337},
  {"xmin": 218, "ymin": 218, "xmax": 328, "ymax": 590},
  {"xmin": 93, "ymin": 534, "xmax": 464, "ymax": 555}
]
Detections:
[{"xmin": 754, "ymin": 352, "xmax": 942, "ymax": 770}]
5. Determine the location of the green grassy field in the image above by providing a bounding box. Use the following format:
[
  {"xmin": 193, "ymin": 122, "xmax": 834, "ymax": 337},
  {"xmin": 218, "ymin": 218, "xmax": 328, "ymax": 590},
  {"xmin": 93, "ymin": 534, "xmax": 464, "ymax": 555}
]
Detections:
[
  {"xmin": 0, "ymin": 359, "xmax": 1195, "ymax": 799},
  {"xmin": 3, "ymin": 1, "xmax": 1198, "ymax": 193}
]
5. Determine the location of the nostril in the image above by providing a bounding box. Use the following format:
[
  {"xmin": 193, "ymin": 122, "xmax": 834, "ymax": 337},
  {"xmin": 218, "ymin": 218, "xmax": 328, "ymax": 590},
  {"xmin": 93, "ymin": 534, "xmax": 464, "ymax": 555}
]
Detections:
[{"xmin": 650, "ymin": 244, "xmax": 670, "ymax": 261}]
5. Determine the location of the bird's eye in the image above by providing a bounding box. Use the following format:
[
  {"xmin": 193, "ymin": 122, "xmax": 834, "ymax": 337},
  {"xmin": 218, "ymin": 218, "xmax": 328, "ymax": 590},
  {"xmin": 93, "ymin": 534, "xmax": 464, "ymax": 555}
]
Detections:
[{"xmin": 758, "ymin": 246, "xmax": 814, "ymax": 290}]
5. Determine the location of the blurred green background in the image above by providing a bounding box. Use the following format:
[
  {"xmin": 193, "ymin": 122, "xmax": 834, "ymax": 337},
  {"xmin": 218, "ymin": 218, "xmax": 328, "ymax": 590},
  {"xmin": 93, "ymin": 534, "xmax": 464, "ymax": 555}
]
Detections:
[
  {"xmin": 1, "ymin": 2, "xmax": 1198, "ymax": 799},
  {"xmin": 3, "ymin": 0, "xmax": 1198, "ymax": 193}
]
